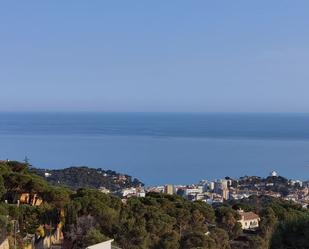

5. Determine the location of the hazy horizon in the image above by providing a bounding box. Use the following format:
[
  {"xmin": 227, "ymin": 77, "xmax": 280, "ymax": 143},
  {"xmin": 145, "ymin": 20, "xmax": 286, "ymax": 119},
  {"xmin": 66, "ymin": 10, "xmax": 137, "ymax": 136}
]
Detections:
[{"xmin": 2, "ymin": 111, "xmax": 309, "ymax": 114}]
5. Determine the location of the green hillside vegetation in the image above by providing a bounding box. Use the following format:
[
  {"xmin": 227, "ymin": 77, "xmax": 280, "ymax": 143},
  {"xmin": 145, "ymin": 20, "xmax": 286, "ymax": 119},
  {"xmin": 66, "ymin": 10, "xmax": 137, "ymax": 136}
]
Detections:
[
  {"xmin": 31, "ymin": 167, "xmax": 143, "ymax": 191},
  {"xmin": 238, "ymin": 175, "xmax": 297, "ymax": 197},
  {"xmin": 0, "ymin": 161, "xmax": 71, "ymax": 247},
  {"xmin": 0, "ymin": 161, "xmax": 309, "ymax": 249}
]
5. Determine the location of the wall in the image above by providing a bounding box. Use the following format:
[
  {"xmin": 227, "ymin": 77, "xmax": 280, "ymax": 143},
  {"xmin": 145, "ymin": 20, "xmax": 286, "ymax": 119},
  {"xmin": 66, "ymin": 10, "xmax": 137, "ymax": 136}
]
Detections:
[{"xmin": 0, "ymin": 238, "xmax": 9, "ymax": 249}]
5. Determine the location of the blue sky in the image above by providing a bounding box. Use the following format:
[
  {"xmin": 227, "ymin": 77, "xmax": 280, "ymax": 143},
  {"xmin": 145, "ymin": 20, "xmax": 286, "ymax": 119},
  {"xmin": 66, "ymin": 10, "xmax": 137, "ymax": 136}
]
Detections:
[{"xmin": 1, "ymin": 1, "xmax": 309, "ymax": 112}]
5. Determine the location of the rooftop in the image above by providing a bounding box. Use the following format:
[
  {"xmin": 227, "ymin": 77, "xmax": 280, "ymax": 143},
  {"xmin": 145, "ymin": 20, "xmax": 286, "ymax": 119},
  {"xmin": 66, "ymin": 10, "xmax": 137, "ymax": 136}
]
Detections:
[{"xmin": 239, "ymin": 211, "xmax": 260, "ymax": 221}]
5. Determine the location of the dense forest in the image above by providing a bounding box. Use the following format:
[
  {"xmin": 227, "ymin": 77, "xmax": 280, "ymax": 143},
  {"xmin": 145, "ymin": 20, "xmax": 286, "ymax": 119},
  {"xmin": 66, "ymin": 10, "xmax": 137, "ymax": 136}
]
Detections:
[
  {"xmin": 1, "ymin": 161, "xmax": 309, "ymax": 249},
  {"xmin": 31, "ymin": 166, "xmax": 143, "ymax": 191}
]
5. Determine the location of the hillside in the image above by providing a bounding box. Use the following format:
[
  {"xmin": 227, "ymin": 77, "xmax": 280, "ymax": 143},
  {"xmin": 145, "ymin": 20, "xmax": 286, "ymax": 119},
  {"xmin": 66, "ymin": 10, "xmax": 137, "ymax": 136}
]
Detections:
[
  {"xmin": 31, "ymin": 166, "xmax": 144, "ymax": 191},
  {"xmin": 1, "ymin": 160, "xmax": 309, "ymax": 248}
]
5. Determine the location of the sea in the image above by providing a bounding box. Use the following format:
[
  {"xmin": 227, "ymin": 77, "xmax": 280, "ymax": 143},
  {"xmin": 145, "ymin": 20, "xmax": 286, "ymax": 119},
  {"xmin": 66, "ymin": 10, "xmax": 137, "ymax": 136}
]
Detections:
[{"xmin": 1, "ymin": 112, "xmax": 309, "ymax": 186}]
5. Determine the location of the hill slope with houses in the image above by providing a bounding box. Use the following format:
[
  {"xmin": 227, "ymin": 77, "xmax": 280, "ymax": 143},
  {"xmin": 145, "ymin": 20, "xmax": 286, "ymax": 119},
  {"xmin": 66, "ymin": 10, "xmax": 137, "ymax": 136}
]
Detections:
[
  {"xmin": 1, "ymin": 160, "xmax": 309, "ymax": 248},
  {"xmin": 31, "ymin": 166, "xmax": 144, "ymax": 191}
]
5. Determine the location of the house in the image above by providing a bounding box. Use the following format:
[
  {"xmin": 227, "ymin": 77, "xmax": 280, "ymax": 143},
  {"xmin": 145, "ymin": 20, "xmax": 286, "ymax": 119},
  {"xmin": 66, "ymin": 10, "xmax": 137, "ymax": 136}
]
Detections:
[
  {"xmin": 86, "ymin": 239, "xmax": 121, "ymax": 249},
  {"xmin": 237, "ymin": 209, "xmax": 260, "ymax": 230},
  {"xmin": 99, "ymin": 187, "xmax": 110, "ymax": 194},
  {"xmin": 120, "ymin": 188, "xmax": 137, "ymax": 197},
  {"xmin": 119, "ymin": 187, "xmax": 146, "ymax": 199},
  {"xmin": 19, "ymin": 193, "xmax": 43, "ymax": 206}
]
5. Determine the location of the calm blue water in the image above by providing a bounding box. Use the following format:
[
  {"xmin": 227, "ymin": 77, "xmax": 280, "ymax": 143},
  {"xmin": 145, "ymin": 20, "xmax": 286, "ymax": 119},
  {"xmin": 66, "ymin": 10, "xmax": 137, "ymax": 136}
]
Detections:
[{"xmin": 1, "ymin": 112, "xmax": 309, "ymax": 185}]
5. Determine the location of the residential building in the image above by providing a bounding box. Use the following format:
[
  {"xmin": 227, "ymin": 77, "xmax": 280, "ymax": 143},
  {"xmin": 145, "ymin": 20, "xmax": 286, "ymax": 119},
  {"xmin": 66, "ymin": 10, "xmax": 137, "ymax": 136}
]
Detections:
[
  {"xmin": 184, "ymin": 187, "xmax": 203, "ymax": 196},
  {"xmin": 164, "ymin": 185, "xmax": 174, "ymax": 195},
  {"xmin": 237, "ymin": 209, "xmax": 260, "ymax": 230},
  {"xmin": 214, "ymin": 179, "xmax": 228, "ymax": 194},
  {"xmin": 221, "ymin": 188, "xmax": 229, "ymax": 200},
  {"xmin": 99, "ymin": 187, "xmax": 110, "ymax": 194},
  {"xmin": 121, "ymin": 188, "xmax": 137, "ymax": 197},
  {"xmin": 208, "ymin": 182, "xmax": 215, "ymax": 191}
]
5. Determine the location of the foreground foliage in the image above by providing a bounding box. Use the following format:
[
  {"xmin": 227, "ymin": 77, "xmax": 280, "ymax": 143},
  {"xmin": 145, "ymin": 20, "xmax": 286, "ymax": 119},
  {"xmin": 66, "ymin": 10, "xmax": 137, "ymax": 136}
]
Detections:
[{"xmin": 1, "ymin": 161, "xmax": 309, "ymax": 249}]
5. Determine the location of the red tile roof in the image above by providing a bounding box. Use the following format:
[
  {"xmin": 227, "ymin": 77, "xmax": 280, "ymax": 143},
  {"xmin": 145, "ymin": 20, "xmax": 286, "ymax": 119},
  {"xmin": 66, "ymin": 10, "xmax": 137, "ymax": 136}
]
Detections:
[{"xmin": 240, "ymin": 212, "xmax": 260, "ymax": 221}]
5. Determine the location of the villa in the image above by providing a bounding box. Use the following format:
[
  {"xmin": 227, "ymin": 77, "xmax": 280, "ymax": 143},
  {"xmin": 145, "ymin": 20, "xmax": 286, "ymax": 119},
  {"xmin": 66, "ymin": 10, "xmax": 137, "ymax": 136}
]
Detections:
[{"xmin": 237, "ymin": 209, "xmax": 260, "ymax": 230}]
